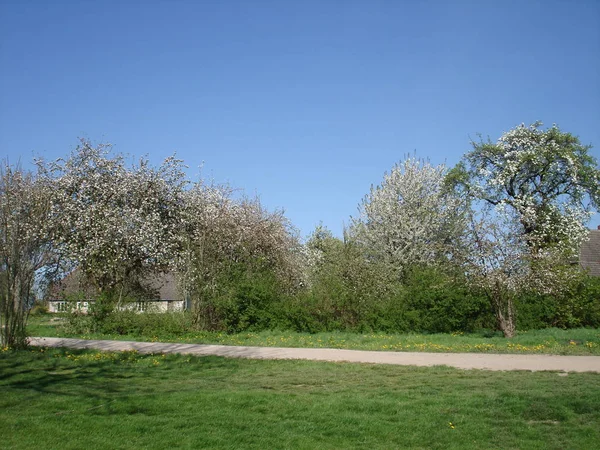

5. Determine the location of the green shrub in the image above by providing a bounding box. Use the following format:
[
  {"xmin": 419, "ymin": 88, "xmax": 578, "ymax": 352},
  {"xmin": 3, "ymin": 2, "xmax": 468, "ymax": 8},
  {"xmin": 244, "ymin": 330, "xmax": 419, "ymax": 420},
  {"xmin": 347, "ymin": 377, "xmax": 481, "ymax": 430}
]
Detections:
[
  {"xmin": 400, "ymin": 266, "xmax": 493, "ymax": 333},
  {"xmin": 188, "ymin": 262, "xmax": 287, "ymax": 333},
  {"xmin": 576, "ymin": 275, "xmax": 600, "ymax": 327},
  {"xmin": 516, "ymin": 273, "xmax": 600, "ymax": 330},
  {"xmin": 272, "ymin": 292, "xmax": 330, "ymax": 333},
  {"xmin": 220, "ymin": 272, "xmax": 280, "ymax": 332},
  {"xmin": 29, "ymin": 301, "xmax": 49, "ymax": 316},
  {"xmin": 554, "ymin": 273, "xmax": 600, "ymax": 328},
  {"xmin": 99, "ymin": 311, "xmax": 194, "ymax": 337},
  {"xmin": 515, "ymin": 292, "xmax": 557, "ymax": 330},
  {"xmin": 64, "ymin": 311, "xmax": 93, "ymax": 335}
]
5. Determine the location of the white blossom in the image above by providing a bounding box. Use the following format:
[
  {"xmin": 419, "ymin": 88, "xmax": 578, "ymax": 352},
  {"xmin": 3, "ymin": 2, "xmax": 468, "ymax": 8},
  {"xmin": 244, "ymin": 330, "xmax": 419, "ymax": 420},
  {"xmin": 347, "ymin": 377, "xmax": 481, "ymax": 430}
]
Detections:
[
  {"xmin": 40, "ymin": 139, "xmax": 188, "ymax": 298},
  {"xmin": 350, "ymin": 157, "xmax": 468, "ymax": 272},
  {"xmin": 449, "ymin": 122, "xmax": 600, "ymax": 337}
]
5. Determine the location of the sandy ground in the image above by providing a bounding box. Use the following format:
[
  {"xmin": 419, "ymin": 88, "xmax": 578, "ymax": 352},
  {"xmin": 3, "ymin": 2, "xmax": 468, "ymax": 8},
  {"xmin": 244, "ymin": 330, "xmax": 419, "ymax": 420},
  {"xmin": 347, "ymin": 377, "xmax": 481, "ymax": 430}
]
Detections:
[{"xmin": 29, "ymin": 336, "xmax": 600, "ymax": 373}]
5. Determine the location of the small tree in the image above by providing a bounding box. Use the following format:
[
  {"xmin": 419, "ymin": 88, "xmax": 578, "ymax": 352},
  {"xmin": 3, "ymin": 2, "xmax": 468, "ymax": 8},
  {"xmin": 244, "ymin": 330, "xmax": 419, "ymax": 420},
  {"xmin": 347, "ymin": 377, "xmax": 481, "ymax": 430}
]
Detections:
[
  {"xmin": 305, "ymin": 225, "xmax": 397, "ymax": 329},
  {"xmin": 351, "ymin": 157, "xmax": 468, "ymax": 275},
  {"xmin": 0, "ymin": 162, "xmax": 54, "ymax": 348}
]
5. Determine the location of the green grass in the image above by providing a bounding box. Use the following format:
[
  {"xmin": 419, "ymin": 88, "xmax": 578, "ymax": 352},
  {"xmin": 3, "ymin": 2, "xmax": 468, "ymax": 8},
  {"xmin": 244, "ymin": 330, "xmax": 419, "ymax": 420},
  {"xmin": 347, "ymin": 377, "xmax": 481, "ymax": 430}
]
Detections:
[
  {"xmin": 27, "ymin": 314, "xmax": 600, "ymax": 355},
  {"xmin": 1, "ymin": 346, "xmax": 599, "ymax": 449}
]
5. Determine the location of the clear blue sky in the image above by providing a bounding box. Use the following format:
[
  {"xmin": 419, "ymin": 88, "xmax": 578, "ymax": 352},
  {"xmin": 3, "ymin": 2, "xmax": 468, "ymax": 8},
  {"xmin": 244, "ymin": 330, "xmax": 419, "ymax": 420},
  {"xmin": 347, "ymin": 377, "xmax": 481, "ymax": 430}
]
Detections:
[{"xmin": 1, "ymin": 0, "xmax": 599, "ymax": 237}]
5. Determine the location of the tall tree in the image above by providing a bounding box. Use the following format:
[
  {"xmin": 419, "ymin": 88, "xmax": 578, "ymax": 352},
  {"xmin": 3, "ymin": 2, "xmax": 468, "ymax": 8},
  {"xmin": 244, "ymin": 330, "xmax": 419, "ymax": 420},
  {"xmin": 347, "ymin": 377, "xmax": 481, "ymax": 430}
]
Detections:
[
  {"xmin": 0, "ymin": 162, "xmax": 54, "ymax": 348},
  {"xmin": 448, "ymin": 122, "xmax": 600, "ymax": 337}
]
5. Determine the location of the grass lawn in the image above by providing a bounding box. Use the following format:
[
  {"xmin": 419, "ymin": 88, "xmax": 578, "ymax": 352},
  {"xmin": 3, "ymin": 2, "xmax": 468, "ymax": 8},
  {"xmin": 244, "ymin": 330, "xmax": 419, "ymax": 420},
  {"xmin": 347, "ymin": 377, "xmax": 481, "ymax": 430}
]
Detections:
[
  {"xmin": 1, "ymin": 347, "xmax": 600, "ymax": 449},
  {"xmin": 27, "ymin": 314, "xmax": 600, "ymax": 355}
]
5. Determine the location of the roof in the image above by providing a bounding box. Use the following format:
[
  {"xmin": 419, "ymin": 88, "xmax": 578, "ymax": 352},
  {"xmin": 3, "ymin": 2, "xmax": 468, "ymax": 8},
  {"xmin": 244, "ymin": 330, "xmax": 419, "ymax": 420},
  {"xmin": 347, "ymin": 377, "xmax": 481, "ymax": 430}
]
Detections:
[
  {"xmin": 145, "ymin": 272, "xmax": 181, "ymax": 301},
  {"xmin": 48, "ymin": 270, "xmax": 183, "ymax": 301},
  {"xmin": 580, "ymin": 229, "xmax": 600, "ymax": 277}
]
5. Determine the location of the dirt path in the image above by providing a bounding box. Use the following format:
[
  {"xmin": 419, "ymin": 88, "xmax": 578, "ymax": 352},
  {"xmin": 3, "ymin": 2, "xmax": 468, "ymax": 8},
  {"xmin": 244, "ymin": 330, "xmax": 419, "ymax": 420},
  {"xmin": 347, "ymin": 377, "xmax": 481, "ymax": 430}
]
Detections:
[{"xmin": 30, "ymin": 336, "xmax": 600, "ymax": 373}]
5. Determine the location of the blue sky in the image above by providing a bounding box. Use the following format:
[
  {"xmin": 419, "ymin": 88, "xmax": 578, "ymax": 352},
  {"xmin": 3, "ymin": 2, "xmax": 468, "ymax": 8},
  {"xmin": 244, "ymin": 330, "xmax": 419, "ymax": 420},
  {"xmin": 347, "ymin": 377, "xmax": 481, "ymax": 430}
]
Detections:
[{"xmin": 1, "ymin": 0, "xmax": 599, "ymax": 237}]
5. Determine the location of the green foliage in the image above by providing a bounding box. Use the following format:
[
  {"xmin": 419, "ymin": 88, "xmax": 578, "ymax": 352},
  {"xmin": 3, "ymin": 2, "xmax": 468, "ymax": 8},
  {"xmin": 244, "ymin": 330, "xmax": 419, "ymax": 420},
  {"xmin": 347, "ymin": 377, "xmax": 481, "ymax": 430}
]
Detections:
[
  {"xmin": 62, "ymin": 290, "xmax": 131, "ymax": 335},
  {"xmin": 514, "ymin": 292, "xmax": 559, "ymax": 330},
  {"xmin": 187, "ymin": 261, "xmax": 287, "ymax": 333},
  {"xmin": 287, "ymin": 227, "xmax": 493, "ymax": 334},
  {"xmin": 574, "ymin": 275, "xmax": 600, "ymax": 328},
  {"xmin": 63, "ymin": 311, "xmax": 92, "ymax": 335},
  {"xmin": 28, "ymin": 301, "xmax": 48, "ymax": 316},
  {"xmin": 217, "ymin": 265, "xmax": 282, "ymax": 333},
  {"xmin": 87, "ymin": 291, "xmax": 119, "ymax": 327},
  {"xmin": 303, "ymin": 228, "xmax": 400, "ymax": 331},
  {"xmin": 516, "ymin": 273, "xmax": 600, "ymax": 330},
  {"xmin": 99, "ymin": 311, "xmax": 194, "ymax": 337},
  {"xmin": 28, "ymin": 311, "xmax": 600, "ymax": 355},
  {"xmin": 273, "ymin": 291, "xmax": 331, "ymax": 333},
  {"xmin": 58, "ymin": 262, "xmax": 599, "ymax": 337},
  {"xmin": 550, "ymin": 273, "xmax": 600, "ymax": 328},
  {"xmin": 400, "ymin": 266, "xmax": 493, "ymax": 333}
]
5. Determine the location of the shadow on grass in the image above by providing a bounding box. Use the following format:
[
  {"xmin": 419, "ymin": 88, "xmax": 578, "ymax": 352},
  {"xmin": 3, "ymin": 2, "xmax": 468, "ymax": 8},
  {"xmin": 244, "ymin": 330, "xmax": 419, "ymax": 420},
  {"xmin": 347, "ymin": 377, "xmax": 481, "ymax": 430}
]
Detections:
[{"xmin": 0, "ymin": 348, "xmax": 158, "ymax": 415}]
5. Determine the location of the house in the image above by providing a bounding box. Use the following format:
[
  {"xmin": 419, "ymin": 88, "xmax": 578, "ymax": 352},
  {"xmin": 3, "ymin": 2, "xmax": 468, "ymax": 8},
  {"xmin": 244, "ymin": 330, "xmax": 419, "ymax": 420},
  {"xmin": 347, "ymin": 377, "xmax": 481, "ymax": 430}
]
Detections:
[
  {"xmin": 580, "ymin": 226, "xmax": 600, "ymax": 277},
  {"xmin": 46, "ymin": 270, "xmax": 185, "ymax": 313}
]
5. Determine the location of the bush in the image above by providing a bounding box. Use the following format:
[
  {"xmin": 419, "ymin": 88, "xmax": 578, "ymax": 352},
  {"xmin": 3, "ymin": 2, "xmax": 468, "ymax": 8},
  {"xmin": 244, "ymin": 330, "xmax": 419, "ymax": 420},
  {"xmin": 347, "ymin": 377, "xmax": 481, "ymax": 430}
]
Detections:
[
  {"xmin": 220, "ymin": 272, "xmax": 280, "ymax": 333},
  {"xmin": 29, "ymin": 301, "xmax": 49, "ymax": 316},
  {"xmin": 64, "ymin": 310, "xmax": 93, "ymax": 335},
  {"xmin": 515, "ymin": 292, "xmax": 557, "ymax": 330},
  {"xmin": 516, "ymin": 273, "xmax": 600, "ymax": 330},
  {"xmin": 272, "ymin": 292, "xmax": 330, "ymax": 333},
  {"xmin": 575, "ymin": 275, "xmax": 600, "ymax": 328},
  {"xmin": 399, "ymin": 266, "xmax": 493, "ymax": 333},
  {"xmin": 99, "ymin": 311, "xmax": 194, "ymax": 336},
  {"xmin": 189, "ymin": 262, "xmax": 287, "ymax": 333}
]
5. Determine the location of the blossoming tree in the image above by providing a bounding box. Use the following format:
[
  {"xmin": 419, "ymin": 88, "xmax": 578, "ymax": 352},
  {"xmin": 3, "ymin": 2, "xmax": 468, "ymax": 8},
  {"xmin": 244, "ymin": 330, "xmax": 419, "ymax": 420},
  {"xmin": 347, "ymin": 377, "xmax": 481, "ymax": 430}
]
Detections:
[
  {"xmin": 0, "ymin": 162, "xmax": 54, "ymax": 347},
  {"xmin": 177, "ymin": 181, "xmax": 304, "ymax": 328},
  {"xmin": 450, "ymin": 122, "xmax": 599, "ymax": 251},
  {"xmin": 449, "ymin": 122, "xmax": 600, "ymax": 337},
  {"xmin": 42, "ymin": 139, "xmax": 188, "ymax": 306},
  {"xmin": 351, "ymin": 157, "xmax": 468, "ymax": 275}
]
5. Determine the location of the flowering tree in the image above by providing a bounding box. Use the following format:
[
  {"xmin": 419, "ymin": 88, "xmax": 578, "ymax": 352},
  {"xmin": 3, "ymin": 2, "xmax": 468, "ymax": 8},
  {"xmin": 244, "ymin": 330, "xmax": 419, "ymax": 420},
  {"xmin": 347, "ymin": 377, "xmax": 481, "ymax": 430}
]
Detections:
[
  {"xmin": 178, "ymin": 181, "xmax": 304, "ymax": 328},
  {"xmin": 351, "ymin": 157, "xmax": 468, "ymax": 274},
  {"xmin": 449, "ymin": 122, "xmax": 599, "ymax": 252},
  {"xmin": 42, "ymin": 139, "xmax": 188, "ymax": 305},
  {"xmin": 0, "ymin": 162, "xmax": 54, "ymax": 348},
  {"xmin": 449, "ymin": 122, "xmax": 600, "ymax": 337}
]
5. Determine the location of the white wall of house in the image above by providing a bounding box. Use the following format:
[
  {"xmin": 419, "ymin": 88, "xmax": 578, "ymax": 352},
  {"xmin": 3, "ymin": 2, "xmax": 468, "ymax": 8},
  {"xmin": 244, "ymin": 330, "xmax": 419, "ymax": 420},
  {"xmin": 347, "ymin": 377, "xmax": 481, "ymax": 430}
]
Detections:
[
  {"xmin": 47, "ymin": 300, "xmax": 185, "ymax": 313},
  {"xmin": 47, "ymin": 301, "xmax": 90, "ymax": 313}
]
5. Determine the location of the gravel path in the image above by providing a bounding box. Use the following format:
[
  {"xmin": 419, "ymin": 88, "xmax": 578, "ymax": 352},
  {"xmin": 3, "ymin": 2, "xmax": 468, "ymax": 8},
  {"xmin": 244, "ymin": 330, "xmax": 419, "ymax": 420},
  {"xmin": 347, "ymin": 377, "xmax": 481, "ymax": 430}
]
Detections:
[{"xmin": 30, "ymin": 337, "xmax": 600, "ymax": 373}]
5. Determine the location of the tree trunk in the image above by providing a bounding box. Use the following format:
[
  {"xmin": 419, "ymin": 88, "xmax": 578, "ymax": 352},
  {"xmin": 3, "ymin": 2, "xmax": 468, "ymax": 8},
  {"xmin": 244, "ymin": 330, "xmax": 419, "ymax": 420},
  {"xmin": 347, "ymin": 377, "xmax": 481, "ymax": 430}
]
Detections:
[{"xmin": 490, "ymin": 287, "xmax": 516, "ymax": 338}]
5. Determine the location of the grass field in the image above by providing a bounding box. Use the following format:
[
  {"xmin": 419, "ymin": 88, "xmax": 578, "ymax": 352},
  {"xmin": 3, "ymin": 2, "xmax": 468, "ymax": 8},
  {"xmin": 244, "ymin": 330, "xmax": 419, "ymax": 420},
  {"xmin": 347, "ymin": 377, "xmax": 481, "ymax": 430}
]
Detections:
[
  {"xmin": 27, "ymin": 314, "xmax": 600, "ymax": 355},
  {"xmin": 2, "ymin": 346, "xmax": 600, "ymax": 449}
]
